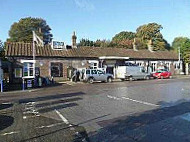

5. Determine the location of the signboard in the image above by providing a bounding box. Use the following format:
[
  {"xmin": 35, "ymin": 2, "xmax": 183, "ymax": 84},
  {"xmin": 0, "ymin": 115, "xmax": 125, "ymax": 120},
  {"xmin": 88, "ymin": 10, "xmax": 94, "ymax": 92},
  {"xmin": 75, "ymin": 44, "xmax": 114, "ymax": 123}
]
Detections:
[{"xmin": 52, "ymin": 41, "xmax": 65, "ymax": 50}]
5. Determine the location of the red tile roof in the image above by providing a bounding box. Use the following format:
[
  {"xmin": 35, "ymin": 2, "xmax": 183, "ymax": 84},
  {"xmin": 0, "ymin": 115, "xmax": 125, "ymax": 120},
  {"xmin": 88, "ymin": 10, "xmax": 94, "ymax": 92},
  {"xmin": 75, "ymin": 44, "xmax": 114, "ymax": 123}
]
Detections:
[{"xmin": 5, "ymin": 42, "xmax": 178, "ymax": 60}]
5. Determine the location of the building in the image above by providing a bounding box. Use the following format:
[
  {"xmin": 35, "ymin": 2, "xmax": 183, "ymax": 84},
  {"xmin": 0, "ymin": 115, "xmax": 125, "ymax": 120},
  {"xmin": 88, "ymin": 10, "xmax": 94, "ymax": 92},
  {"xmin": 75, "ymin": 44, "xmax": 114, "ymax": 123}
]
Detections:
[{"xmin": 5, "ymin": 40, "xmax": 181, "ymax": 84}]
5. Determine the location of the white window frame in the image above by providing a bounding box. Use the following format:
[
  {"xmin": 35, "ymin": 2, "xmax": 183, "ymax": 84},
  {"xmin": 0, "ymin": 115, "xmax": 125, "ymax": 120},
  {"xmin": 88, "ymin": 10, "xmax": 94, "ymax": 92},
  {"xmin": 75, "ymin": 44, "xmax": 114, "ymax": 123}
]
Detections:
[
  {"xmin": 21, "ymin": 60, "xmax": 36, "ymax": 79},
  {"xmin": 88, "ymin": 60, "xmax": 99, "ymax": 69}
]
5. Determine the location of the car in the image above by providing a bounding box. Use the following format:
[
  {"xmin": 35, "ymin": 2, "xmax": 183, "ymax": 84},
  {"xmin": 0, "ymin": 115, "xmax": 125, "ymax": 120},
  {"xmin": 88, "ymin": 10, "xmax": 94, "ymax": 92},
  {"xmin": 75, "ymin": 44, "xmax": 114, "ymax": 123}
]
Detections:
[
  {"xmin": 84, "ymin": 69, "xmax": 113, "ymax": 83},
  {"xmin": 152, "ymin": 69, "xmax": 172, "ymax": 79}
]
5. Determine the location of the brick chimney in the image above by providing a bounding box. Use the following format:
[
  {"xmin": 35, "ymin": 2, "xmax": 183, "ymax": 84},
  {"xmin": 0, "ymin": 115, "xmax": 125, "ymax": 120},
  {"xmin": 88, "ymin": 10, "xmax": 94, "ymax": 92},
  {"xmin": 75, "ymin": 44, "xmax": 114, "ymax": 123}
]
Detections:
[
  {"xmin": 72, "ymin": 31, "xmax": 77, "ymax": 48},
  {"xmin": 147, "ymin": 39, "xmax": 154, "ymax": 52}
]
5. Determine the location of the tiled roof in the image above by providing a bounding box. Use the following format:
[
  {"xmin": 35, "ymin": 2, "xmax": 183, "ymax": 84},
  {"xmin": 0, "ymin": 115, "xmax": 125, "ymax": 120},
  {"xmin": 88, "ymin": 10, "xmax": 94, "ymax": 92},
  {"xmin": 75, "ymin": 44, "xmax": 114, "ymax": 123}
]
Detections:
[{"xmin": 5, "ymin": 42, "xmax": 178, "ymax": 60}]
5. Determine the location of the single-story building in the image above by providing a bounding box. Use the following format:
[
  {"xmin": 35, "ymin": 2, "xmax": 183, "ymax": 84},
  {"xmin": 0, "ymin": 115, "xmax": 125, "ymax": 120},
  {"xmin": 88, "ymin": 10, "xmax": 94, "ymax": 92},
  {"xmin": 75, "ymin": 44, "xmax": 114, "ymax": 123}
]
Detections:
[{"xmin": 5, "ymin": 40, "xmax": 182, "ymax": 83}]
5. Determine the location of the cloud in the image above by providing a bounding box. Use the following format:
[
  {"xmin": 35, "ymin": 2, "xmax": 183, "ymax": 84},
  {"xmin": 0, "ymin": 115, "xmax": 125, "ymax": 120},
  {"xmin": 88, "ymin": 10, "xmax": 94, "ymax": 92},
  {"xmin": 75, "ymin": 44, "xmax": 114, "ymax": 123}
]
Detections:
[{"xmin": 74, "ymin": 0, "xmax": 95, "ymax": 11}]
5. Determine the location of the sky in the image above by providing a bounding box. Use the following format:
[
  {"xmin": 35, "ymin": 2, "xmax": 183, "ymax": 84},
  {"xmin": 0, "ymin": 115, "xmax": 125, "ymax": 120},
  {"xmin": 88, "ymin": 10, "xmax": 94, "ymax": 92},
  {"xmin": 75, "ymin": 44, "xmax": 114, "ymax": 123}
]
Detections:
[{"xmin": 0, "ymin": 0, "xmax": 190, "ymax": 45}]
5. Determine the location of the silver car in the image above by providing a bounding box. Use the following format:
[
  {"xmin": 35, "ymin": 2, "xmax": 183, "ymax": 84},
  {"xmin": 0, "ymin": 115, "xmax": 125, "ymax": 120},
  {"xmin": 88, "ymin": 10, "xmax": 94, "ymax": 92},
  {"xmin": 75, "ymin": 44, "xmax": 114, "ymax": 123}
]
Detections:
[{"xmin": 84, "ymin": 69, "xmax": 113, "ymax": 83}]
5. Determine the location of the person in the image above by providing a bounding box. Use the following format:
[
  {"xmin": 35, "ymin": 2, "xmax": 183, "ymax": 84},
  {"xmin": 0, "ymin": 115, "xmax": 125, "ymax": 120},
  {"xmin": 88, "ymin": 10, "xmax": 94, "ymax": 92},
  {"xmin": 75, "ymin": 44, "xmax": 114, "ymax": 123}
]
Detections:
[{"xmin": 76, "ymin": 70, "xmax": 80, "ymax": 82}]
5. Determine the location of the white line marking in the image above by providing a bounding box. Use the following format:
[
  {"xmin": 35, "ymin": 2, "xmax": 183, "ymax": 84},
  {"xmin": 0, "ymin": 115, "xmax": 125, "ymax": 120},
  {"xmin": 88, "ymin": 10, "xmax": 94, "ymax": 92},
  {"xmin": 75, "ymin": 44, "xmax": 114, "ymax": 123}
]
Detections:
[
  {"xmin": 55, "ymin": 109, "xmax": 69, "ymax": 124},
  {"xmin": 37, "ymin": 122, "xmax": 64, "ymax": 129},
  {"xmin": 122, "ymin": 96, "xmax": 160, "ymax": 107},
  {"xmin": 107, "ymin": 95, "xmax": 122, "ymax": 100},
  {"xmin": 1, "ymin": 131, "xmax": 19, "ymax": 136}
]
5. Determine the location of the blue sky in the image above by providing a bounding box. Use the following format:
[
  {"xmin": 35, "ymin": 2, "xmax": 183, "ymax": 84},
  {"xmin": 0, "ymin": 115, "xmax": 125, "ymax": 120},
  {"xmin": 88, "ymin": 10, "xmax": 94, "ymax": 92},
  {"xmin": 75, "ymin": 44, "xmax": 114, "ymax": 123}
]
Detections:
[{"xmin": 0, "ymin": 0, "xmax": 190, "ymax": 45}]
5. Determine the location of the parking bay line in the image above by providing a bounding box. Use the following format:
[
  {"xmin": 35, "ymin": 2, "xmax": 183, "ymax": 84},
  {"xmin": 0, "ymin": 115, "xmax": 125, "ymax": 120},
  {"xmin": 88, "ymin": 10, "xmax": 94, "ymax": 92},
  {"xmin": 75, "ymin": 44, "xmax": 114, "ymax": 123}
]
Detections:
[
  {"xmin": 107, "ymin": 95, "xmax": 160, "ymax": 107},
  {"xmin": 55, "ymin": 109, "xmax": 69, "ymax": 124},
  {"xmin": 122, "ymin": 96, "xmax": 160, "ymax": 107}
]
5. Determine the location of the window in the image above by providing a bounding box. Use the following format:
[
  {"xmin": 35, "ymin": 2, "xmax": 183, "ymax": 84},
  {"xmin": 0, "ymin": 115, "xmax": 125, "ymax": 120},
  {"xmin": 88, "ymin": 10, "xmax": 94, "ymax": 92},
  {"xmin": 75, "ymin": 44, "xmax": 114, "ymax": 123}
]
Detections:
[
  {"xmin": 15, "ymin": 68, "xmax": 22, "ymax": 78},
  {"xmin": 86, "ymin": 70, "xmax": 90, "ymax": 74},
  {"xmin": 51, "ymin": 62, "xmax": 63, "ymax": 77},
  {"xmin": 91, "ymin": 70, "xmax": 97, "ymax": 74},
  {"xmin": 97, "ymin": 70, "xmax": 104, "ymax": 74},
  {"xmin": 21, "ymin": 60, "xmax": 35, "ymax": 78}
]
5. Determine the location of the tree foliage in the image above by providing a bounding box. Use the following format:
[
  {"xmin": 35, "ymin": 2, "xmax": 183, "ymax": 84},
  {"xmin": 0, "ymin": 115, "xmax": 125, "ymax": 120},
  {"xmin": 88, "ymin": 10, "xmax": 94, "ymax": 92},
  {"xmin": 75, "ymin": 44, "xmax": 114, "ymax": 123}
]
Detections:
[
  {"xmin": 78, "ymin": 38, "xmax": 115, "ymax": 47},
  {"xmin": 7, "ymin": 17, "xmax": 53, "ymax": 44},
  {"xmin": 136, "ymin": 23, "xmax": 170, "ymax": 51},
  {"xmin": 172, "ymin": 37, "xmax": 190, "ymax": 63},
  {"xmin": 111, "ymin": 31, "xmax": 135, "ymax": 49}
]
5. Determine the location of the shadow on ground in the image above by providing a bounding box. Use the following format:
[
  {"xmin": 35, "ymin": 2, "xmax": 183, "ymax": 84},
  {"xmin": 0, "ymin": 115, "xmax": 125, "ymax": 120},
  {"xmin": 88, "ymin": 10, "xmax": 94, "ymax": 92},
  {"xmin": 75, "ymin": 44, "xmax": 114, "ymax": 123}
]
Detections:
[
  {"xmin": 0, "ymin": 115, "xmax": 14, "ymax": 131},
  {"xmin": 90, "ymin": 100, "xmax": 190, "ymax": 142}
]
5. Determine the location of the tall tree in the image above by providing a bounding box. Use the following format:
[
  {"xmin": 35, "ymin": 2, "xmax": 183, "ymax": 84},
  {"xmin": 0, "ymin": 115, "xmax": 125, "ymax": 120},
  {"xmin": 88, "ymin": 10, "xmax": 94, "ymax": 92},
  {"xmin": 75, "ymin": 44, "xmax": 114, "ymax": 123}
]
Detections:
[
  {"xmin": 136, "ymin": 23, "xmax": 170, "ymax": 51},
  {"xmin": 172, "ymin": 37, "xmax": 189, "ymax": 51},
  {"xmin": 7, "ymin": 17, "xmax": 53, "ymax": 44},
  {"xmin": 112, "ymin": 31, "xmax": 135, "ymax": 49},
  {"xmin": 172, "ymin": 37, "xmax": 190, "ymax": 63}
]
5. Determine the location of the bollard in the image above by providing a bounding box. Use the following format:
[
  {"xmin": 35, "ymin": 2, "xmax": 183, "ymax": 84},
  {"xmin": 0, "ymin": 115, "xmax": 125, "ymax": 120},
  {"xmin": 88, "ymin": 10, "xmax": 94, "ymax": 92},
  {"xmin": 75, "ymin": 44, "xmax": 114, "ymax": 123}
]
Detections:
[
  {"xmin": 0, "ymin": 80, "xmax": 3, "ymax": 93},
  {"xmin": 22, "ymin": 79, "xmax": 25, "ymax": 91}
]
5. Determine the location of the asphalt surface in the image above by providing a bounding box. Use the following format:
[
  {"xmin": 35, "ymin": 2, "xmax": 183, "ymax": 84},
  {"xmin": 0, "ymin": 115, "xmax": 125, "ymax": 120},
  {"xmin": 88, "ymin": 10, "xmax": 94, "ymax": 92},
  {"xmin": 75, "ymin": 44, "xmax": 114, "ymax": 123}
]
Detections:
[{"xmin": 1, "ymin": 77, "xmax": 190, "ymax": 142}]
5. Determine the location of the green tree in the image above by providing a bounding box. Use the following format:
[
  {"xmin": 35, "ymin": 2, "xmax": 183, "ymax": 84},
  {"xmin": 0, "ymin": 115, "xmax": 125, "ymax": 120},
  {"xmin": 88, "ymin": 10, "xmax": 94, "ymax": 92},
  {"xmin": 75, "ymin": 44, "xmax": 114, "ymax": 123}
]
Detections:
[
  {"xmin": 7, "ymin": 17, "xmax": 53, "ymax": 44},
  {"xmin": 112, "ymin": 31, "xmax": 135, "ymax": 49},
  {"xmin": 112, "ymin": 31, "xmax": 135, "ymax": 42},
  {"xmin": 172, "ymin": 37, "xmax": 189, "ymax": 51},
  {"xmin": 136, "ymin": 23, "xmax": 170, "ymax": 51},
  {"xmin": 172, "ymin": 37, "xmax": 190, "ymax": 63},
  {"xmin": 78, "ymin": 38, "xmax": 95, "ymax": 46}
]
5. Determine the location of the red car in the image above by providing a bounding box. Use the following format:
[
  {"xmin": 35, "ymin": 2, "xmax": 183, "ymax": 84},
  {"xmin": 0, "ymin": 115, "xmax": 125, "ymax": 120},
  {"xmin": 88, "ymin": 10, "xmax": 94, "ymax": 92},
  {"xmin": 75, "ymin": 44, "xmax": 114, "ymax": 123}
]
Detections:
[{"xmin": 153, "ymin": 69, "xmax": 172, "ymax": 79}]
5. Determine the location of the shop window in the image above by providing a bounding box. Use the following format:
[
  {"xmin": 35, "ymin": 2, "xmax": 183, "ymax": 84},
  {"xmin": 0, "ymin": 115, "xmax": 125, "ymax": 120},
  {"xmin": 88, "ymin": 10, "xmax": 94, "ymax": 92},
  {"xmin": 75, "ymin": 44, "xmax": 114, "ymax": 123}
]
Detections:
[
  {"xmin": 51, "ymin": 62, "xmax": 63, "ymax": 77},
  {"xmin": 15, "ymin": 68, "xmax": 22, "ymax": 78}
]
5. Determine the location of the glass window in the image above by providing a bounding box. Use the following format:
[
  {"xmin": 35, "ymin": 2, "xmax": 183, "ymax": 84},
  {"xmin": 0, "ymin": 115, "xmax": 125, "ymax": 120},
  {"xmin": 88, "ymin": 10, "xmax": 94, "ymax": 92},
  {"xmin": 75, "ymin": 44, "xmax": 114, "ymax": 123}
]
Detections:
[
  {"xmin": 23, "ymin": 62, "xmax": 34, "ymax": 78},
  {"xmin": 15, "ymin": 68, "xmax": 22, "ymax": 78},
  {"xmin": 51, "ymin": 62, "xmax": 63, "ymax": 77},
  {"xmin": 91, "ymin": 70, "xmax": 97, "ymax": 74},
  {"xmin": 97, "ymin": 70, "xmax": 104, "ymax": 74},
  {"xmin": 86, "ymin": 70, "xmax": 90, "ymax": 74}
]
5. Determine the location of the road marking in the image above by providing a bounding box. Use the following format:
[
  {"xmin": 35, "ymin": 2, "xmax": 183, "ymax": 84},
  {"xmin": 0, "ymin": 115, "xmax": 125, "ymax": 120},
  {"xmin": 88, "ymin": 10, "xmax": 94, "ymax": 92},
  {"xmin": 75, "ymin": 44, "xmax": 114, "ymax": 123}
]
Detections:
[
  {"xmin": 107, "ymin": 95, "xmax": 122, "ymax": 100},
  {"xmin": 122, "ymin": 96, "xmax": 160, "ymax": 107},
  {"xmin": 1, "ymin": 131, "xmax": 20, "ymax": 136},
  {"xmin": 37, "ymin": 122, "xmax": 64, "ymax": 129},
  {"xmin": 55, "ymin": 109, "xmax": 69, "ymax": 124}
]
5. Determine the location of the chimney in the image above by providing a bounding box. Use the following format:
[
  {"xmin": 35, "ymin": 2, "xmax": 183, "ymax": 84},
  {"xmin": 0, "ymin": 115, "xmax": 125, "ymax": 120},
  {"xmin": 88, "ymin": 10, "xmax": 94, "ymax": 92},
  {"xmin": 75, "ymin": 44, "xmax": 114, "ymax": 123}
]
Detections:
[
  {"xmin": 133, "ymin": 38, "xmax": 138, "ymax": 51},
  {"xmin": 72, "ymin": 31, "xmax": 77, "ymax": 48},
  {"xmin": 147, "ymin": 39, "xmax": 154, "ymax": 52}
]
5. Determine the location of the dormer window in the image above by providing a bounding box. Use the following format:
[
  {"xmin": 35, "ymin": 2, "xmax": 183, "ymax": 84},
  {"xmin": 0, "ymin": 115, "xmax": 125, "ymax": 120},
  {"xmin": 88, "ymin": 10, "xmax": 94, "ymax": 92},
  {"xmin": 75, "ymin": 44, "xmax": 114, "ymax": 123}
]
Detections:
[{"xmin": 51, "ymin": 41, "xmax": 66, "ymax": 50}]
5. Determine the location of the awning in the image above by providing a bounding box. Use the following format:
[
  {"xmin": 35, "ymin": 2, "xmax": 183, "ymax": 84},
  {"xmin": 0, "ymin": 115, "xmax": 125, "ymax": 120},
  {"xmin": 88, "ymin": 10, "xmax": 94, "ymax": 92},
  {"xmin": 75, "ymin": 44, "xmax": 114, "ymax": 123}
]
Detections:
[{"xmin": 99, "ymin": 56, "xmax": 129, "ymax": 60}]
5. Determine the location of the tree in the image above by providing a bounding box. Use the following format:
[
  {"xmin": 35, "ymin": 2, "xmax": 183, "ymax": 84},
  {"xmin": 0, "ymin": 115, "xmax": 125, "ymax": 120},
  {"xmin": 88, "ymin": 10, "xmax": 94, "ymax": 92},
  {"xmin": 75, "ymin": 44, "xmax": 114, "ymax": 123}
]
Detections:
[
  {"xmin": 78, "ymin": 38, "xmax": 95, "ymax": 47},
  {"xmin": 172, "ymin": 37, "xmax": 189, "ymax": 51},
  {"xmin": 7, "ymin": 17, "xmax": 53, "ymax": 44},
  {"xmin": 172, "ymin": 37, "xmax": 190, "ymax": 63},
  {"xmin": 112, "ymin": 31, "xmax": 135, "ymax": 49},
  {"xmin": 136, "ymin": 23, "xmax": 170, "ymax": 51}
]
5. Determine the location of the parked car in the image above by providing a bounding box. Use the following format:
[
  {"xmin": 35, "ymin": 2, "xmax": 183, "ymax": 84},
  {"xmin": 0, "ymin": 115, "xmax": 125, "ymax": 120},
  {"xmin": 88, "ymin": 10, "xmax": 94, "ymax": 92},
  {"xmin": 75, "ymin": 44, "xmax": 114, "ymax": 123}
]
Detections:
[
  {"xmin": 84, "ymin": 69, "xmax": 113, "ymax": 83},
  {"xmin": 152, "ymin": 69, "xmax": 172, "ymax": 79}
]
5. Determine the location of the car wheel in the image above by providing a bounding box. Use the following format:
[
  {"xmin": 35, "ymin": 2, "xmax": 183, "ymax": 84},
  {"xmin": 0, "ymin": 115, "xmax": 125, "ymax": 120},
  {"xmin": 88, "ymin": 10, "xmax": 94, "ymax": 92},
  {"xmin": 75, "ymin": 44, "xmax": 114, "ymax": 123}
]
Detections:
[
  {"xmin": 145, "ymin": 76, "xmax": 150, "ymax": 80},
  {"xmin": 88, "ymin": 78, "xmax": 94, "ymax": 84},
  {"xmin": 107, "ymin": 77, "xmax": 112, "ymax": 83},
  {"xmin": 129, "ymin": 76, "xmax": 133, "ymax": 81},
  {"xmin": 121, "ymin": 79, "xmax": 125, "ymax": 81},
  {"xmin": 161, "ymin": 76, "xmax": 164, "ymax": 79},
  {"xmin": 169, "ymin": 76, "xmax": 172, "ymax": 79}
]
